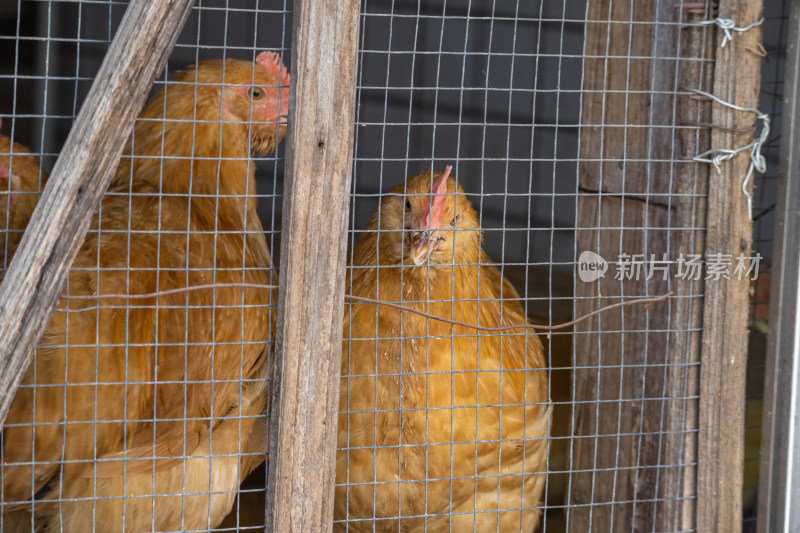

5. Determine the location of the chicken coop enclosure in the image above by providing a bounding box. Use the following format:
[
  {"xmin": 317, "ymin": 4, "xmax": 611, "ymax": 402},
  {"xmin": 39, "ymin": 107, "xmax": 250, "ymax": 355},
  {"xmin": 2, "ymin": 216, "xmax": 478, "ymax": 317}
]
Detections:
[{"xmin": 0, "ymin": 0, "xmax": 796, "ymax": 531}]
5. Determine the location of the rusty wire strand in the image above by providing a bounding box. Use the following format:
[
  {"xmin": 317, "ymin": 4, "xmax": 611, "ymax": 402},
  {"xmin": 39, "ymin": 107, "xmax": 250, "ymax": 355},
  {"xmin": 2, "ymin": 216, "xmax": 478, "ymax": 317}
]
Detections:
[{"xmin": 58, "ymin": 283, "xmax": 674, "ymax": 332}]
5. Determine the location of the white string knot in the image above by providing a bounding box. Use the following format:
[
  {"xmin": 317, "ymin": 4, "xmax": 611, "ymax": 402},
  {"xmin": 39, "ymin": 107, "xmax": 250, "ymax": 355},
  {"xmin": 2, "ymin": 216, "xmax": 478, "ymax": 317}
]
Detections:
[
  {"xmin": 684, "ymin": 87, "xmax": 769, "ymax": 220},
  {"xmin": 687, "ymin": 17, "xmax": 764, "ymax": 47}
]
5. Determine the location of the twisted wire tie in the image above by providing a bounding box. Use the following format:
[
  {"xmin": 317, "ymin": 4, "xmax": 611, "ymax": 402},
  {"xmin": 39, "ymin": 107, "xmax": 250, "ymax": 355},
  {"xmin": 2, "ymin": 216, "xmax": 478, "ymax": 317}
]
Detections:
[{"xmin": 684, "ymin": 87, "xmax": 769, "ymax": 220}]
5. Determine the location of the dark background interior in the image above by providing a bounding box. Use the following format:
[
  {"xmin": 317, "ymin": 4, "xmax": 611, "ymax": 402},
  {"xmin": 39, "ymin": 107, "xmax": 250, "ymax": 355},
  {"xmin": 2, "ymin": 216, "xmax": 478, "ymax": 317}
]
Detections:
[{"xmin": 0, "ymin": 1, "xmax": 585, "ymax": 297}]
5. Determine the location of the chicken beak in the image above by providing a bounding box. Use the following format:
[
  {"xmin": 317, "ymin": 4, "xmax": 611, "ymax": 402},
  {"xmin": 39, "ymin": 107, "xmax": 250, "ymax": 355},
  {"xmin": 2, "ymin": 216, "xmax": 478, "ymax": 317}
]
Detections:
[
  {"xmin": 263, "ymin": 113, "xmax": 288, "ymax": 126},
  {"xmin": 409, "ymin": 230, "xmax": 439, "ymax": 265}
]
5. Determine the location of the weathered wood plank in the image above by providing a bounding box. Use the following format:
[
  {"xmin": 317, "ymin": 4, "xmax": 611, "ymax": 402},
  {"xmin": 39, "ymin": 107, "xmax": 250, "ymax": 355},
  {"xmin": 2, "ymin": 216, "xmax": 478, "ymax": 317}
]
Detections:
[
  {"xmin": 697, "ymin": 1, "xmax": 764, "ymax": 531},
  {"xmin": 0, "ymin": 0, "xmax": 195, "ymax": 427},
  {"xmin": 264, "ymin": 0, "xmax": 360, "ymax": 531},
  {"xmin": 657, "ymin": 8, "xmax": 716, "ymax": 529},
  {"xmin": 570, "ymin": 1, "xmax": 712, "ymax": 530}
]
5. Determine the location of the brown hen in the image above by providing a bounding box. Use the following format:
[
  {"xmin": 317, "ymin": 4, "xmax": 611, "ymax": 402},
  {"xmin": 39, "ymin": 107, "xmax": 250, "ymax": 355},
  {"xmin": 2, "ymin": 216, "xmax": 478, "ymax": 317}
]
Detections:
[
  {"xmin": 0, "ymin": 117, "xmax": 49, "ymax": 267},
  {"xmin": 335, "ymin": 167, "xmax": 550, "ymax": 532},
  {"xmin": 1, "ymin": 52, "xmax": 288, "ymax": 532}
]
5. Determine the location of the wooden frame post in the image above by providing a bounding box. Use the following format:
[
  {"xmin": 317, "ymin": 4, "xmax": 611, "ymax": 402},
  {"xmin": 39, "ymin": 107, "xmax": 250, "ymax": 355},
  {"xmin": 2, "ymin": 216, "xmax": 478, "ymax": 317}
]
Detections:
[
  {"xmin": 265, "ymin": 0, "xmax": 361, "ymax": 531},
  {"xmin": 696, "ymin": 1, "xmax": 763, "ymax": 531},
  {"xmin": 0, "ymin": 0, "xmax": 194, "ymax": 426}
]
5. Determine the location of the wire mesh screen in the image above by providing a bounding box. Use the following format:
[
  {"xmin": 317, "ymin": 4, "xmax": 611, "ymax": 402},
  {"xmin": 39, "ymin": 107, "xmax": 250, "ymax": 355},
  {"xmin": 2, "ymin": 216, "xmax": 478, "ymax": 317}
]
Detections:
[
  {"xmin": 339, "ymin": 0, "xmax": 762, "ymax": 532},
  {"xmin": 0, "ymin": 2, "xmax": 289, "ymax": 531},
  {"xmin": 0, "ymin": 0, "xmax": 779, "ymax": 531},
  {"xmin": 338, "ymin": 1, "xmax": 583, "ymax": 531}
]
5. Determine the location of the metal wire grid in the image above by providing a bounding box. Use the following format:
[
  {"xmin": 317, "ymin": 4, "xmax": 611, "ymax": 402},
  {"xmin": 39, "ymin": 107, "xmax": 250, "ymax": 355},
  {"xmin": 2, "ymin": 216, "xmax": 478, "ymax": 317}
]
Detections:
[
  {"xmin": 567, "ymin": 0, "xmax": 720, "ymax": 531},
  {"xmin": 335, "ymin": 0, "xmax": 759, "ymax": 531},
  {"xmin": 0, "ymin": 1, "xmax": 774, "ymax": 532},
  {"xmin": 0, "ymin": 1, "xmax": 290, "ymax": 531},
  {"xmin": 340, "ymin": 0, "xmax": 582, "ymax": 530}
]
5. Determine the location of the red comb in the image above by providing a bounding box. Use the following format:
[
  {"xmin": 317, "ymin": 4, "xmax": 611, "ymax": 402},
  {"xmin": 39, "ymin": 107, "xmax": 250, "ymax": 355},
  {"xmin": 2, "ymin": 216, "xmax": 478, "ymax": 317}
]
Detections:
[
  {"xmin": 418, "ymin": 165, "xmax": 452, "ymax": 229},
  {"xmin": 432, "ymin": 165, "xmax": 452, "ymax": 196},
  {"xmin": 256, "ymin": 51, "xmax": 290, "ymax": 85}
]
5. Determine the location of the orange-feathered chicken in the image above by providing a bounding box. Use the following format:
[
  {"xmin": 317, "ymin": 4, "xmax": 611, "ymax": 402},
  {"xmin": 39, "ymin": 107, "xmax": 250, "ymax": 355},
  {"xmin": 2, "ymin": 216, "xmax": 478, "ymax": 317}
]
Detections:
[
  {"xmin": 0, "ymin": 119, "xmax": 50, "ymax": 533},
  {"xmin": 1, "ymin": 52, "xmax": 288, "ymax": 532},
  {"xmin": 0, "ymin": 117, "xmax": 48, "ymax": 267},
  {"xmin": 335, "ymin": 167, "xmax": 550, "ymax": 532}
]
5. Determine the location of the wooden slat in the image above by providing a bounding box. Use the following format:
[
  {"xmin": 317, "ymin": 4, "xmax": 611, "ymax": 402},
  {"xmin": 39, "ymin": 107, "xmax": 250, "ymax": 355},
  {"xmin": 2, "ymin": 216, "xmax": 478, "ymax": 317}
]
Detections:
[
  {"xmin": 696, "ymin": 1, "xmax": 764, "ymax": 531},
  {"xmin": 569, "ymin": 1, "xmax": 712, "ymax": 530},
  {"xmin": 264, "ymin": 0, "xmax": 360, "ymax": 531},
  {"xmin": 0, "ymin": 0, "xmax": 194, "ymax": 427}
]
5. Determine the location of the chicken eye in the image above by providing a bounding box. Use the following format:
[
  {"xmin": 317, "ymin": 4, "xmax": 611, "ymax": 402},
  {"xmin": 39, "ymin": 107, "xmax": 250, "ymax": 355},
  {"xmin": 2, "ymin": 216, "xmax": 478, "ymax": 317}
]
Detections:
[
  {"xmin": 248, "ymin": 87, "xmax": 265, "ymax": 100},
  {"xmin": 405, "ymin": 200, "xmax": 411, "ymax": 210}
]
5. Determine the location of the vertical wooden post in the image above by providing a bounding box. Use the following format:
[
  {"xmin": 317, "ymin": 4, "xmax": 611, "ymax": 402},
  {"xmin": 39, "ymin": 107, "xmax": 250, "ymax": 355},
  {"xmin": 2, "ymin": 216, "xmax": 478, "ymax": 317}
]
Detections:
[
  {"xmin": 696, "ymin": 1, "xmax": 763, "ymax": 531},
  {"xmin": 265, "ymin": 0, "xmax": 360, "ymax": 531},
  {"xmin": 0, "ymin": 0, "xmax": 194, "ymax": 427},
  {"xmin": 570, "ymin": 0, "xmax": 713, "ymax": 530}
]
